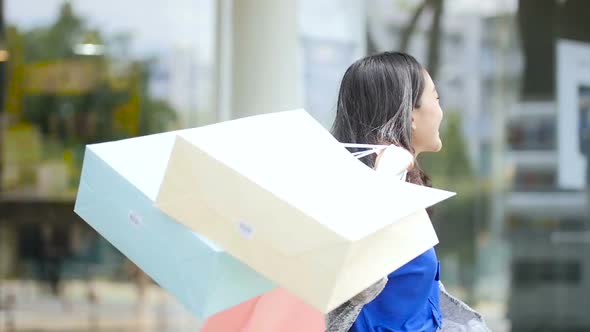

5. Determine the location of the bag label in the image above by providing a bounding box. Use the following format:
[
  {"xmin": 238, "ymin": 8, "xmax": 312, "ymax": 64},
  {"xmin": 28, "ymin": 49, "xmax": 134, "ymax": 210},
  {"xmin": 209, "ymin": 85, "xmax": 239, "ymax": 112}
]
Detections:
[
  {"xmin": 128, "ymin": 210, "xmax": 143, "ymax": 227},
  {"xmin": 238, "ymin": 221, "xmax": 254, "ymax": 239}
]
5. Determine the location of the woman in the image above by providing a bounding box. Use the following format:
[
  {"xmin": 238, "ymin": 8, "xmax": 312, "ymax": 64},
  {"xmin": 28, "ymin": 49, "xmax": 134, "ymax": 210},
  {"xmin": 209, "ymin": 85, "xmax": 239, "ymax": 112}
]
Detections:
[{"xmin": 327, "ymin": 52, "xmax": 490, "ymax": 332}]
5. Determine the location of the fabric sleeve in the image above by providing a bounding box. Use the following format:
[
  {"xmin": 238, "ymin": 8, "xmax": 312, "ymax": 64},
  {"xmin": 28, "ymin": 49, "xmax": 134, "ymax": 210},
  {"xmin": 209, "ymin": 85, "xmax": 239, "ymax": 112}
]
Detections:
[{"xmin": 325, "ymin": 277, "xmax": 388, "ymax": 332}]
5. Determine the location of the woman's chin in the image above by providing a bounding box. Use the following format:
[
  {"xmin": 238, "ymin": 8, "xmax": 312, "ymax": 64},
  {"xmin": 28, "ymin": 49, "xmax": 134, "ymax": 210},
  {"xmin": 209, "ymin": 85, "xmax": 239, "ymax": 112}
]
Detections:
[
  {"xmin": 414, "ymin": 139, "xmax": 443, "ymax": 155},
  {"xmin": 432, "ymin": 139, "xmax": 443, "ymax": 152}
]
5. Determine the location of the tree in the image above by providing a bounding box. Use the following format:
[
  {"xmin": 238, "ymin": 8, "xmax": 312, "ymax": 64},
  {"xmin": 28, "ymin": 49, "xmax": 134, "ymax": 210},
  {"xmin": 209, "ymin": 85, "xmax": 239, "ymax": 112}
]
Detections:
[
  {"xmin": 420, "ymin": 112, "xmax": 485, "ymax": 302},
  {"xmin": 10, "ymin": 1, "xmax": 178, "ymax": 139},
  {"xmin": 421, "ymin": 112, "xmax": 473, "ymax": 179},
  {"xmin": 4, "ymin": 1, "xmax": 178, "ymax": 191},
  {"xmin": 368, "ymin": 0, "xmax": 445, "ymax": 79},
  {"xmin": 518, "ymin": 0, "xmax": 590, "ymax": 100}
]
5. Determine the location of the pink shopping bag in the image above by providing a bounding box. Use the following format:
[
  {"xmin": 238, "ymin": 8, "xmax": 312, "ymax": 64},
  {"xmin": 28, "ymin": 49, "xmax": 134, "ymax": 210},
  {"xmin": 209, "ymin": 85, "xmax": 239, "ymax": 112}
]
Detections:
[{"xmin": 200, "ymin": 288, "xmax": 325, "ymax": 332}]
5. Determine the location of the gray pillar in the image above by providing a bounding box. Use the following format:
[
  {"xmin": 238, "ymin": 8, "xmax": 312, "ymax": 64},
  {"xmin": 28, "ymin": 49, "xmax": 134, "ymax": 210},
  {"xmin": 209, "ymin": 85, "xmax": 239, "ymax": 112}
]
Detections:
[{"xmin": 213, "ymin": 0, "xmax": 302, "ymax": 121}]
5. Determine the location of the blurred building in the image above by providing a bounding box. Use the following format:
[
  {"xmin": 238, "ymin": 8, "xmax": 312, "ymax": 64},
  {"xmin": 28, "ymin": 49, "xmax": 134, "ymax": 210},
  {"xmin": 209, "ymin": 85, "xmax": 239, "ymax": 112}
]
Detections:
[
  {"xmin": 503, "ymin": 1, "xmax": 590, "ymax": 330},
  {"xmin": 1, "ymin": 0, "xmax": 590, "ymax": 331},
  {"xmin": 505, "ymin": 101, "xmax": 590, "ymax": 331}
]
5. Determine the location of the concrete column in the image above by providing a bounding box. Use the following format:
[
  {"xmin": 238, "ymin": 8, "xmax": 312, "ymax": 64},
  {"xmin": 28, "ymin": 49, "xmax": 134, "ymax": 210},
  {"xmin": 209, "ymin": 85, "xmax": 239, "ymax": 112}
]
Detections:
[{"xmin": 214, "ymin": 0, "xmax": 303, "ymax": 121}]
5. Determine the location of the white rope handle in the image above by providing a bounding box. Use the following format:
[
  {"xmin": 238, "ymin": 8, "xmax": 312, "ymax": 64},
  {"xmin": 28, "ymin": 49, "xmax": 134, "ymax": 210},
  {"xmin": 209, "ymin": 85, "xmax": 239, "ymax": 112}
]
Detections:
[
  {"xmin": 341, "ymin": 143, "xmax": 388, "ymax": 159},
  {"xmin": 351, "ymin": 149, "xmax": 383, "ymax": 159},
  {"xmin": 340, "ymin": 143, "xmax": 388, "ymax": 149},
  {"xmin": 342, "ymin": 142, "xmax": 410, "ymax": 181}
]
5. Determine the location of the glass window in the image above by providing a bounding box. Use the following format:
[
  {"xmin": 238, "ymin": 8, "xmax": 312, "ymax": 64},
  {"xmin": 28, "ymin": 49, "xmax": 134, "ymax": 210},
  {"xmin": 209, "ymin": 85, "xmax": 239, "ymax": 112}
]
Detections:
[{"xmin": 1, "ymin": 1, "xmax": 214, "ymax": 330}]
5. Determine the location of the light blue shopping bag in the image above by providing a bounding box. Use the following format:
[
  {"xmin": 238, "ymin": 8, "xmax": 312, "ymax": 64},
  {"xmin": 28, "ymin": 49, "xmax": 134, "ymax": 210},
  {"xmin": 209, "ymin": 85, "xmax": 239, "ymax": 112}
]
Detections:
[{"xmin": 74, "ymin": 131, "xmax": 274, "ymax": 320}]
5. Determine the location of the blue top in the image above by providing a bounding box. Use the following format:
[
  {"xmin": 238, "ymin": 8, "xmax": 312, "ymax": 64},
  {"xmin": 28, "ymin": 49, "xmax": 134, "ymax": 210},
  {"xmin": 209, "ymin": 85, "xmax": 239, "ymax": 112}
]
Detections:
[{"xmin": 350, "ymin": 248, "xmax": 442, "ymax": 332}]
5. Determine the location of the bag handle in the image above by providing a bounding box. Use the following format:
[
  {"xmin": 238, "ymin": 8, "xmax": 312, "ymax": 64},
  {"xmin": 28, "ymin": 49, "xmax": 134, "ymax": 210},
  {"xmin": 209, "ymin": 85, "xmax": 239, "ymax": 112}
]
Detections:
[
  {"xmin": 340, "ymin": 143, "xmax": 388, "ymax": 159},
  {"xmin": 341, "ymin": 143, "xmax": 409, "ymax": 180}
]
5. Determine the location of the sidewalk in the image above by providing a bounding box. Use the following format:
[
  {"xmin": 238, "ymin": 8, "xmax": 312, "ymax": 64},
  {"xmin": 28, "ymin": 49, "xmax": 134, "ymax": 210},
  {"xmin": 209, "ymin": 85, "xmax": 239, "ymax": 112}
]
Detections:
[
  {"xmin": 1, "ymin": 280, "xmax": 511, "ymax": 332},
  {"xmin": 0, "ymin": 280, "xmax": 201, "ymax": 332}
]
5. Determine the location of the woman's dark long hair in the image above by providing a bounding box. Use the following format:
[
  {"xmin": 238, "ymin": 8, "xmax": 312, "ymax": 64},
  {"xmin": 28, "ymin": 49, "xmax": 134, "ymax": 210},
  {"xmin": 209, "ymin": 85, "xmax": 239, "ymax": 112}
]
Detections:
[{"xmin": 331, "ymin": 51, "xmax": 431, "ymax": 187}]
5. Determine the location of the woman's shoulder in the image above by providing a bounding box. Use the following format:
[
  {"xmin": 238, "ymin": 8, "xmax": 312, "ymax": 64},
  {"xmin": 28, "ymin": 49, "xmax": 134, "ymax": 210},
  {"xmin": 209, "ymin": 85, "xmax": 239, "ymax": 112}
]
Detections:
[
  {"xmin": 388, "ymin": 247, "xmax": 438, "ymax": 279},
  {"xmin": 439, "ymin": 282, "xmax": 492, "ymax": 332},
  {"xmin": 325, "ymin": 277, "xmax": 387, "ymax": 332}
]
